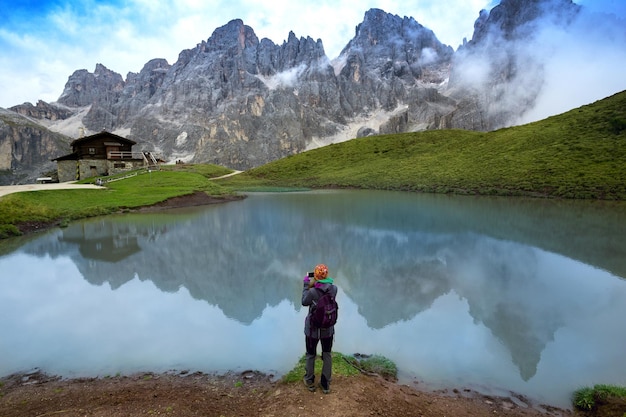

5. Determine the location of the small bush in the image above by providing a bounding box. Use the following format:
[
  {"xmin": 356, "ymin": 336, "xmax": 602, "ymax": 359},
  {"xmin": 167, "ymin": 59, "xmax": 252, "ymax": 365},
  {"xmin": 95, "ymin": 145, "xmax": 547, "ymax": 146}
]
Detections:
[
  {"xmin": 0, "ymin": 224, "xmax": 21, "ymax": 239},
  {"xmin": 348, "ymin": 354, "xmax": 398, "ymax": 381},
  {"xmin": 573, "ymin": 387, "xmax": 596, "ymax": 410},
  {"xmin": 573, "ymin": 384, "xmax": 626, "ymax": 411}
]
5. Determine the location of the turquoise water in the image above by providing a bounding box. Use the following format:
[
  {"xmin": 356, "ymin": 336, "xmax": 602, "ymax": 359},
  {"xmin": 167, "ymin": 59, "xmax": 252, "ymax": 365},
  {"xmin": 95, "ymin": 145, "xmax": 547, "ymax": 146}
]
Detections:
[{"xmin": 1, "ymin": 190, "xmax": 625, "ymax": 408}]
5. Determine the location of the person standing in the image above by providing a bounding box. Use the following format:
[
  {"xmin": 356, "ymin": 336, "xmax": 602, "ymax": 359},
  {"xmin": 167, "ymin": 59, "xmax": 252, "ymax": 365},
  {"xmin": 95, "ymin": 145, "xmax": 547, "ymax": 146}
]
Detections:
[{"xmin": 302, "ymin": 263, "xmax": 338, "ymax": 394}]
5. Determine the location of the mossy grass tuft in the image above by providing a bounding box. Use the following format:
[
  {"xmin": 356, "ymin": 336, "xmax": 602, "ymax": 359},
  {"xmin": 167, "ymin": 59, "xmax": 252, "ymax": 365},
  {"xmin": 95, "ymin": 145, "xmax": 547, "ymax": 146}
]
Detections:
[
  {"xmin": 573, "ymin": 384, "xmax": 626, "ymax": 411},
  {"xmin": 282, "ymin": 352, "xmax": 362, "ymax": 383},
  {"xmin": 347, "ymin": 354, "xmax": 398, "ymax": 380},
  {"xmin": 281, "ymin": 352, "xmax": 397, "ymax": 384}
]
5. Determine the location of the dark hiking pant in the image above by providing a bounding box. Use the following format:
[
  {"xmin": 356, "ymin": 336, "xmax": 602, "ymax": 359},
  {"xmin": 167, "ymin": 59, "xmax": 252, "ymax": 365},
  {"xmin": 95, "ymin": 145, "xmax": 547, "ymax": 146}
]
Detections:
[{"xmin": 304, "ymin": 335, "xmax": 333, "ymax": 389}]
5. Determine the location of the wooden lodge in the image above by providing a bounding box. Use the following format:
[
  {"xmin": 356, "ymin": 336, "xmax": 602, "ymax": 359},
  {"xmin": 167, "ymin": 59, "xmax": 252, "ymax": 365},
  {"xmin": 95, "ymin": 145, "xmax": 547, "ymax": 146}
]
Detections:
[{"xmin": 53, "ymin": 131, "xmax": 159, "ymax": 182}]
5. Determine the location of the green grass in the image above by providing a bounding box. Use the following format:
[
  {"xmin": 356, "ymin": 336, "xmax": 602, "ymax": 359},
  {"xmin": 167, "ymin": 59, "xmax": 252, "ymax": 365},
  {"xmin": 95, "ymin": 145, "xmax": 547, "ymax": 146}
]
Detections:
[
  {"xmin": 573, "ymin": 384, "xmax": 626, "ymax": 411},
  {"xmin": 218, "ymin": 90, "xmax": 626, "ymax": 200},
  {"xmin": 348, "ymin": 354, "xmax": 398, "ymax": 380},
  {"xmin": 281, "ymin": 352, "xmax": 398, "ymax": 384},
  {"xmin": 282, "ymin": 352, "xmax": 365, "ymax": 383},
  {"xmin": 159, "ymin": 163, "xmax": 233, "ymax": 178},
  {"xmin": 0, "ymin": 168, "xmax": 233, "ymax": 239}
]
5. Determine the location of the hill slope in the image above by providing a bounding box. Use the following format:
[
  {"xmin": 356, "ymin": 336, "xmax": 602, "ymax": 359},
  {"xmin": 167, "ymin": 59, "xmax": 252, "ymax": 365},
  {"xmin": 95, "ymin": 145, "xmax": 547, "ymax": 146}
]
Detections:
[{"xmin": 221, "ymin": 90, "xmax": 626, "ymax": 200}]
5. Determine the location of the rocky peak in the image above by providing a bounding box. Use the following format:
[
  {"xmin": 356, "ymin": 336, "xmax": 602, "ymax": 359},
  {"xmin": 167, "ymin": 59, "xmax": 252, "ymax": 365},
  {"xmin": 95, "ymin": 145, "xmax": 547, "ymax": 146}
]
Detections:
[
  {"xmin": 58, "ymin": 64, "xmax": 125, "ymax": 107},
  {"xmin": 9, "ymin": 100, "xmax": 74, "ymax": 121},
  {"xmin": 468, "ymin": 0, "xmax": 580, "ymax": 44},
  {"xmin": 348, "ymin": 9, "xmax": 451, "ymax": 52},
  {"xmin": 340, "ymin": 8, "xmax": 453, "ymax": 81},
  {"xmin": 123, "ymin": 58, "xmax": 170, "ymax": 99},
  {"xmin": 112, "ymin": 59, "xmax": 171, "ymax": 123},
  {"xmin": 280, "ymin": 31, "xmax": 326, "ymax": 68},
  {"xmin": 206, "ymin": 19, "xmax": 259, "ymax": 53}
]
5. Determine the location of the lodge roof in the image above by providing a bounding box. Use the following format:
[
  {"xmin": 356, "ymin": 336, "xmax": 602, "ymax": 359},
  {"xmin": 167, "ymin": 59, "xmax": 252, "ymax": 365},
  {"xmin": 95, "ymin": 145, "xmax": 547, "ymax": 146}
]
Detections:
[
  {"xmin": 52, "ymin": 131, "xmax": 138, "ymax": 162},
  {"xmin": 70, "ymin": 131, "xmax": 136, "ymax": 147},
  {"xmin": 52, "ymin": 152, "xmax": 78, "ymax": 162}
]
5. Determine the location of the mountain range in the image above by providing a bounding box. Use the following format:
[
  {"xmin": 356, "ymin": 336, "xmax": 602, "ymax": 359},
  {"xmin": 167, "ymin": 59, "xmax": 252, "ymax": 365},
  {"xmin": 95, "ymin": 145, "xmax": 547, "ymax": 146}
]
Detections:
[{"xmin": 0, "ymin": 0, "xmax": 610, "ymax": 185}]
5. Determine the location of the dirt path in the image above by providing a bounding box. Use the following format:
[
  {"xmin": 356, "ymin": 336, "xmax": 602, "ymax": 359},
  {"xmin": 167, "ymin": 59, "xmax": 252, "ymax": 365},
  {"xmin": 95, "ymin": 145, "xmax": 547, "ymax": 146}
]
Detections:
[
  {"xmin": 0, "ymin": 170, "xmax": 243, "ymax": 198},
  {"xmin": 210, "ymin": 170, "xmax": 243, "ymax": 180},
  {"xmin": 0, "ymin": 182, "xmax": 103, "ymax": 198}
]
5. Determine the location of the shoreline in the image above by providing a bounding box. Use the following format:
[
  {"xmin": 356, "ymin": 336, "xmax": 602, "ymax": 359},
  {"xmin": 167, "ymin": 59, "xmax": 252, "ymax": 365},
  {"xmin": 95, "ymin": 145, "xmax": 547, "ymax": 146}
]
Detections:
[
  {"xmin": 0, "ymin": 369, "xmax": 573, "ymax": 417},
  {"xmin": 9, "ymin": 191, "xmax": 245, "ymax": 237}
]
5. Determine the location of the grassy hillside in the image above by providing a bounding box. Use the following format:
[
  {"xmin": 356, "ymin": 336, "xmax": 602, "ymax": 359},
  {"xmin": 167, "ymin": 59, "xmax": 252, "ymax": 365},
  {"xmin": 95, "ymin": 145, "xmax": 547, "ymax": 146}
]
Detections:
[
  {"xmin": 219, "ymin": 90, "xmax": 626, "ymax": 200},
  {"xmin": 0, "ymin": 167, "xmax": 234, "ymax": 239}
]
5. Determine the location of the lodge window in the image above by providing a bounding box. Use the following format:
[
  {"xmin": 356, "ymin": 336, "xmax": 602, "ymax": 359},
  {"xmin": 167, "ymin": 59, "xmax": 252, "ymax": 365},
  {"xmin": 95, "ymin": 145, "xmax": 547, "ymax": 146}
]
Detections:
[
  {"xmin": 88, "ymin": 147, "xmax": 96, "ymax": 155},
  {"xmin": 114, "ymin": 163, "xmax": 125, "ymax": 168}
]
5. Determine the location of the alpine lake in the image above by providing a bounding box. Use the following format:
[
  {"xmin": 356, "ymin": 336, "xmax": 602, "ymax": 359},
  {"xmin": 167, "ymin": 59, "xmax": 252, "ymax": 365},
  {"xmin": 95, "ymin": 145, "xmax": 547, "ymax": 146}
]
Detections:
[{"xmin": 1, "ymin": 190, "xmax": 625, "ymax": 409}]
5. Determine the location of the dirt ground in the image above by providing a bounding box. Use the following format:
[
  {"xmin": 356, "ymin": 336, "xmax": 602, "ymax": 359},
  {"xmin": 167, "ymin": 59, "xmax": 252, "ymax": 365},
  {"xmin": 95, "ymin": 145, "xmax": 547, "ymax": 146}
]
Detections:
[
  {"xmin": 1, "ymin": 369, "xmax": 579, "ymax": 417},
  {"xmin": 134, "ymin": 190, "xmax": 245, "ymax": 212}
]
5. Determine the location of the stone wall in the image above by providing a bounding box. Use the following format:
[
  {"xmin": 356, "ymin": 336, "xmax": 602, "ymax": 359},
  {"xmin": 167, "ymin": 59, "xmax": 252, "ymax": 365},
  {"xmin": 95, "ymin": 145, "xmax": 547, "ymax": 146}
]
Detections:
[
  {"xmin": 57, "ymin": 161, "xmax": 77, "ymax": 182},
  {"xmin": 78, "ymin": 160, "xmax": 108, "ymax": 180},
  {"xmin": 108, "ymin": 159, "xmax": 145, "ymax": 176},
  {"xmin": 57, "ymin": 158, "xmax": 146, "ymax": 182}
]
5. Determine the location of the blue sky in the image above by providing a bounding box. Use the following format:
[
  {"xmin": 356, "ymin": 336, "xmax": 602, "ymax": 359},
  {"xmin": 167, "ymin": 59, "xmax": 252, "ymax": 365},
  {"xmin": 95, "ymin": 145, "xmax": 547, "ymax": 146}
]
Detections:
[{"xmin": 0, "ymin": 0, "xmax": 624, "ymax": 109}]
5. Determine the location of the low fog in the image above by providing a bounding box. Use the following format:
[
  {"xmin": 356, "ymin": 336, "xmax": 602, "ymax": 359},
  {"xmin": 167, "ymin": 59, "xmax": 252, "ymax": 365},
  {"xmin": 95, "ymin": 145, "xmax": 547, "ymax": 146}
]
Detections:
[
  {"xmin": 519, "ymin": 7, "xmax": 626, "ymax": 123},
  {"xmin": 451, "ymin": 2, "xmax": 626, "ymax": 125}
]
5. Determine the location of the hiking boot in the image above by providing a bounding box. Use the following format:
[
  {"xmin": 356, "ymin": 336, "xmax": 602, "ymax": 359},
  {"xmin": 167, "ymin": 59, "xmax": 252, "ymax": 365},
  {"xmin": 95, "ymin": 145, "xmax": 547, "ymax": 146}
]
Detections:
[
  {"xmin": 320, "ymin": 374, "xmax": 331, "ymax": 394},
  {"xmin": 319, "ymin": 382, "xmax": 330, "ymax": 394},
  {"xmin": 303, "ymin": 378, "xmax": 315, "ymax": 392}
]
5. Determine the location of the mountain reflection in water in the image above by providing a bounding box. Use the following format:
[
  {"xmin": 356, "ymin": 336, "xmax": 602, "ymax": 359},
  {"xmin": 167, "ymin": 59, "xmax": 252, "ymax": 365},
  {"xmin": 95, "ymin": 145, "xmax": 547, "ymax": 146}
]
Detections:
[{"xmin": 1, "ymin": 190, "xmax": 625, "ymax": 408}]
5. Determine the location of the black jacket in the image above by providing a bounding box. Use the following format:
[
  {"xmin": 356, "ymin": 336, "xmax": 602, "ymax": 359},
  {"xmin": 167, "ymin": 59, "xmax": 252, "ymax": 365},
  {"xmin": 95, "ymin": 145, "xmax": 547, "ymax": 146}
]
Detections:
[{"xmin": 302, "ymin": 281, "xmax": 337, "ymax": 338}]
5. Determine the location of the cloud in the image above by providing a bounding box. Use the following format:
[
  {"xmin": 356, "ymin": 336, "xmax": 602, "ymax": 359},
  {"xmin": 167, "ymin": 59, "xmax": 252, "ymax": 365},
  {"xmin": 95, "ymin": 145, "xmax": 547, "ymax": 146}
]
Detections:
[
  {"xmin": 420, "ymin": 47, "xmax": 439, "ymax": 65},
  {"xmin": 449, "ymin": 1, "xmax": 626, "ymax": 126},
  {"xmin": 519, "ymin": 6, "xmax": 626, "ymax": 123},
  {"xmin": 256, "ymin": 64, "xmax": 307, "ymax": 90}
]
